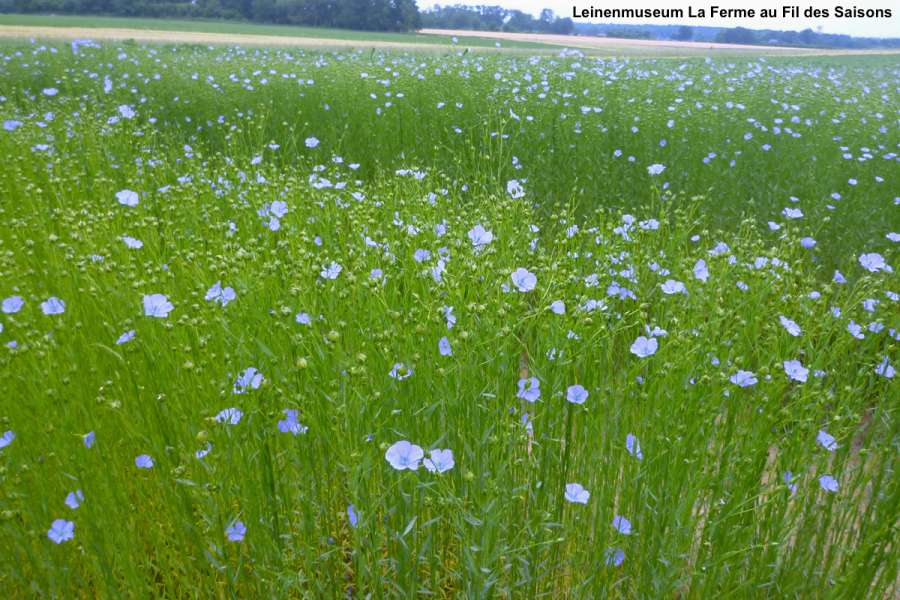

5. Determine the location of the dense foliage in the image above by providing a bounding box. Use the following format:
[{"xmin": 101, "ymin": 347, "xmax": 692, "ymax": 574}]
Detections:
[
  {"xmin": 0, "ymin": 39, "xmax": 897, "ymax": 597},
  {"xmin": 572, "ymin": 21, "xmax": 900, "ymax": 49},
  {"xmin": 0, "ymin": 0, "xmax": 421, "ymax": 31},
  {"xmin": 417, "ymin": 5, "xmax": 899, "ymax": 49},
  {"xmin": 1, "ymin": 0, "xmax": 898, "ymax": 48},
  {"xmin": 420, "ymin": 4, "xmax": 574, "ymax": 34}
]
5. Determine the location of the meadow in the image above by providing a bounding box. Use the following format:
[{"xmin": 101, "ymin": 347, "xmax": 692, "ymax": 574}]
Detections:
[
  {"xmin": 0, "ymin": 13, "xmax": 554, "ymax": 50},
  {"xmin": 0, "ymin": 37, "xmax": 897, "ymax": 598}
]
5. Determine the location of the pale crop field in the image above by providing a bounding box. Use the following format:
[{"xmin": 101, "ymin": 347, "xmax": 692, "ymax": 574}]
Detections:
[
  {"xmin": 4, "ymin": 14, "xmax": 875, "ymax": 57},
  {"xmin": 0, "ymin": 14, "xmax": 557, "ymax": 51},
  {"xmin": 0, "ymin": 38, "xmax": 897, "ymax": 598}
]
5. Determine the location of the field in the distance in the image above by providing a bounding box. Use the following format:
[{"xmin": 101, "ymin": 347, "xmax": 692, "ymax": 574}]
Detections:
[
  {"xmin": 4, "ymin": 13, "xmax": 894, "ymax": 56},
  {"xmin": 0, "ymin": 33, "xmax": 897, "ymax": 597},
  {"xmin": 0, "ymin": 13, "xmax": 555, "ymax": 50},
  {"xmin": 420, "ymin": 27, "xmax": 900, "ymax": 56}
]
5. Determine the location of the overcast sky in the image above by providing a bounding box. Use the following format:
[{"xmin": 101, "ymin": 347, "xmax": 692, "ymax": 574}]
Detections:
[{"xmin": 423, "ymin": 0, "xmax": 900, "ymax": 37}]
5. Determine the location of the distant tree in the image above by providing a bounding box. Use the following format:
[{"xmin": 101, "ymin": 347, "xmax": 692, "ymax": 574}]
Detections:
[
  {"xmin": 673, "ymin": 25, "xmax": 693, "ymax": 41},
  {"xmin": 0, "ymin": 0, "xmax": 421, "ymax": 31},
  {"xmin": 395, "ymin": 0, "xmax": 420, "ymax": 30},
  {"xmin": 716, "ymin": 27, "xmax": 757, "ymax": 45},
  {"xmin": 502, "ymin": 9, "xmax": 534, "ymax": 33},
  {"xmin": 798, "ymin": 28, "xmax": 817, "ymax": 46},
  {"xmin": 421, "ymin": 5, "xmax": 574, "ymax": 34},
  {"xmin": 479, "ymin": 5, "xmax": 505, "ymax": 30},
  {"xmin": 6, "ymin": 0, "xmax": 896, "ymax": 43},
  {"xmin": 549, "ymin": 17, "xmax": 573, "ymax": 35},
  {"xmin": 606, "ymin": 28, "xmax": 653, "ymax": 40},
  {"xmin": 777, "ymin": 30, "xmax": 800, "ymax": 45}
]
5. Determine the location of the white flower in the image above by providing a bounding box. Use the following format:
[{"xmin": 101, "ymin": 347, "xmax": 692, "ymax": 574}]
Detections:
[
  {"xmin": 214, "ymin": 407, "xmax": 243, "ymax": 425},
  {"xmin": 122, "ymin": 236, "xmax": 143, "ymax": 249},
  {"xmin": 143, "ymin": 294, "xmax": 173, "ymax": 318},
  {"xmin": 630, "ymin": 336, "xmax": 658, "ymax": 358},
  {"xmin": 660, "ymin": 279, "xmax": 687, "ymax": 295},
  {"xmin": 40, "ymin": 297, "xmax": 65, "ymax": 315},
  {"xmin": 819, "ymin": 475, "xmax": 839, "ymax": 492},
  {"xmin": 234, "ymin": 367, "xmax": 263, "ymax": 394},
  {"xmin": 389, "ymin": 363, "xmax": 412, "ymax": 380},
  {"xmin": 564, "ymin": 483, "xmax": 590, "ymax": 504},
  {"xmin": 816, "ymin": 430, "xmax": 838, "ymax": 452},
  {"xmin": 783, "ymin": 359, "xmax": 809, "ymax": 383},
  {"xmin": 115, "ymin": 189, "xmax": 139, "ymax": 207},
  {"xmin": 874, "ymin": 356, "xmax": 894, "ymax": 378},
  {"xmin": 730, "ymin": 370, "xmax": 757, "ymax": 387},
  {"xmin": 779, "ymin": 315, "xmax": 801, "ymax": 336},
  {"xmin": 385, "ymin": 440, "xmax": 424, "ymax": 471},
  {"xmin": 625, "ymin": 433, "xmax": 643, "ymax": 460},
  {"xmin": 205, "ymin": 282, "xmax": 236, "ymax": 307},
  {"xmin": 320, "ymin": 262, "xmax": 342, "ymax": 280},
  {"xmin": 423, "ymin": 449, "xmax": 454, "ymax": 473},
  {"xmin": 612, "ymin": 515, "xmax": 632, "ymax": 535},
  {"xmin": 858, "ymin": 253, "xmax": 892, "ymax": 273},
  {"xmin": 566, "ymin": 384, "xmax": 588, "ymax": 405},
  {"xmin": 65, "ymin": 489, "xmax": 84, "ymax": 510},
  {"xmin": 506, "ymin": 179, "xmax": 525, "ymax": 199},
  {"xmin": 468, "ymin": 224, "xmax": 493, "ymax": 247},
  {"xmin": 510, "ymin": 268, "xmax": 536, "ymax": 292},
  {"xmin": 693, "ymin": 259, "xmax": 709, "ymax": 282}
]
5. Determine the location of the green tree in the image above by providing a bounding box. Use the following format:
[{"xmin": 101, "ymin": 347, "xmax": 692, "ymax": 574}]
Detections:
[
  {"xmin": 674, "ymin": 25, "xmax": 693, "ymax": 41},
  {"xmin": 716, "ymin": 27, "xmax": 757, "ymax": 44}
]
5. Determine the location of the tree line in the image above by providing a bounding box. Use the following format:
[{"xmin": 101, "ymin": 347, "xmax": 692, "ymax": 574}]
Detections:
[
  {"xmin": 419, "ymin": 4, "xmax": 574, "ymax": 35},
  {"xmin": 712, "ymin": 26, "xmax": 899, "ymax": 49},
  {"xmin": 1, "ymin": 0, "xmax": 897, "ymax": 47},
  {"xmin": 0, "ymin": 1, "xmax": 577, "ymax": 34},
  {"xmin": 573, "ymin": 22, "xmax": 900, "ymax": 49},
  {"xmin": 0, "ymin": 0, "xmax": 421, "ymax": 31}
]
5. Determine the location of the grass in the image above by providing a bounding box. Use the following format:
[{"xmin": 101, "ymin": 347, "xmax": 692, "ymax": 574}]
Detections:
[
  {"xmin": 0, "ymin": 39, "xmax": 897, "ymax": 597},
  {"xmin": 0, "ymin": 13, "xmax": 555, "ymax": 49},
  {"xmin": 4, "ymin": 14, "xmax": 880, "ymax": 57}
]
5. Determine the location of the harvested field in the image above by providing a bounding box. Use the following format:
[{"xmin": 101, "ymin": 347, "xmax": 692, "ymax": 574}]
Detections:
[{"xmin": 422, "ymin": 27, "xmax": 900, "ymax": 56}]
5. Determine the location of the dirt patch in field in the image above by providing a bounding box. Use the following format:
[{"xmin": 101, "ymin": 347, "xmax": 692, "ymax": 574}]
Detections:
[{"xmin": 420, "ymin": 28, "xmax": 900, "ymax": 56}]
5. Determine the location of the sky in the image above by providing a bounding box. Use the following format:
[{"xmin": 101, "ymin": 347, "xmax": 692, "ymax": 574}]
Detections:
[{"xmin": 422, "ymin": 0, "xmax": 900, "ymax": 37}]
